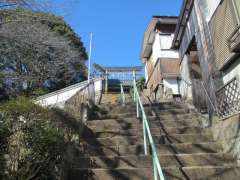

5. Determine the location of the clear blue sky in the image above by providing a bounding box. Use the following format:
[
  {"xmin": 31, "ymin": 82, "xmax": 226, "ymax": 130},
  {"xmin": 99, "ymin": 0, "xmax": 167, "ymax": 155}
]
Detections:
[{"xmin": 57, "ymin": 0, "xmax": 183, "ymax": 67}]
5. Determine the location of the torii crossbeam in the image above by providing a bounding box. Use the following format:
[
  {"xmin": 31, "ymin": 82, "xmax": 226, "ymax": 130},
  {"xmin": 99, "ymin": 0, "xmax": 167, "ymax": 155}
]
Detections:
[{"xmin": 93, "ymin": 64, "xmax": 144, "ymax": 93}]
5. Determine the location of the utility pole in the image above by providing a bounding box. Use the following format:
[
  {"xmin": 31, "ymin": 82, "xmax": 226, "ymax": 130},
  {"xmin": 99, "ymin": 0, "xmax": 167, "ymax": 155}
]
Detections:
[{"xmin": 88, "ymin": 32, "xmax": 93, "ymax": 83}]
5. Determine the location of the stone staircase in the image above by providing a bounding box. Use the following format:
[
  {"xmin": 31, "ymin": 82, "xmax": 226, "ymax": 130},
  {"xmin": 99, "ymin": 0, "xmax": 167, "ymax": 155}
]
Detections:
[
  {"xmin": 67, "ymin": 95, "xmax": 240, "ymax": 179},
  {"xmin": 100, "ymin": 92, "xmax": 132, "ymax": 105}
]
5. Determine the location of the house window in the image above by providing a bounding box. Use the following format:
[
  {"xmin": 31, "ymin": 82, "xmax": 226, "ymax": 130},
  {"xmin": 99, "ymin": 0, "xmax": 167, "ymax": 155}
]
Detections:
[{"xmin": 159, "ymin": 34, "xmax": 173, "ymax": 50}]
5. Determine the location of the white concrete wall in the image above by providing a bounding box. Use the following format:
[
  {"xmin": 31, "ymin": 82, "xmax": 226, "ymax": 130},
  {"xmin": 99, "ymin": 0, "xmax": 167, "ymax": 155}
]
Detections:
[
  {"xmin": 36, "ymin": 78, "xmax": 102, "ymax": 108},
  {"xmin": 144, "ymin": 32, "xmax": 180, "ymax": 95},
  {"xmin": 151, "ymin": 33, "xmax": 179, "ymax": 66},
  {"xmin": 223, "ymin": 58, "xmax": 240, "ymax": 84},
  {"xmin": 179, "ymin": 55, "xmax": 193, "ymax": 100},
  {"xmin": 163, "ymin": 78, "xmax": 179, "ymax": 95}
]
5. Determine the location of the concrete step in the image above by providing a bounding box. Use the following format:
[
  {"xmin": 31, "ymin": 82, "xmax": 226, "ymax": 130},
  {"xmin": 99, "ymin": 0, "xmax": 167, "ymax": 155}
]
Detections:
[
  {"xmin": 82, "ymin": 133, "xmax": 213, "ymax": 146},
  {"xmin": 86, "ymin": 118, "xmax": 203, "ymax": 132},
  {"xmin": 82, "ymin": 136, "xmax": 141, "ymax": 146},
  {"xmin": 97, "ymin": 103, "xmax": 134, "ymax": 110},
  {"xmin": 99, "ymin": 105, "xmax": 136, "ymax": 115},
  {"xmin": 156, "ymin": 142, "xmax": 222, "ymax": 155},
  {"xmin": 89, "ymin": 113, "xmax": 137, "ymax": 120},
  {"xmin": 91, "ymin": 106, "xmax": 199, "ymax": 121},
  {"xmin": 87, "ymin": 117, "xmax": 202, "ymax": 128},
  {"xmin": 67, "ymin": 165, "xmax": 240, "ymax": 180},
  {"xmin": 91, "ymin": 106, "xmax": 191, "ymax": 120},
  {"xmin": 149, "ymin": 118, "xmax": 202, "ymax": 127},
  {"xmin": 105, "ymin": 104, "xmax": 186, "ymax": 113},
  {"xmin": 80, "ymin": 142, "xmax": 221, "ymax": 156},
  {"xmin": 83, "ymin": 126, "xmax": 206, "ymax": 138},
  {"xmin": 100, "ymin": 94, "xmax": 121, "ymax": 104},
  {"xmin": 148, "ymin": 113, "xmax": 200, "ymax": 121},
  {"xmin": 145, "ymin": 108, "xmax": 190, "ymax": 116},
  {"xmin": 157, "ymin": 133, "xmax": 214, "ymax": 144},
  {"xmin": 182, "ymin": 165, "xmax": 240, "ymax": 180},
  {"xmin": 67, "ymin": 167, "xmax": 153, "ymax": 180},
  {"xmin": 86, "ymin": 121, "xmax": 141, "ymax": 132},
  {"xmin": 144, "ymin": 102, "xmax": 184, "ymax": 110},
  {"xmin": 71, "ymin": 153, "xmax": 235, "ymax": 169},
  {"xmin": 86, "ymin": 118, "xmax": 140, "ymax": 129},
  {"xmin": 158, "ymin": 126, "xmax": 206, "ymax": 135}
]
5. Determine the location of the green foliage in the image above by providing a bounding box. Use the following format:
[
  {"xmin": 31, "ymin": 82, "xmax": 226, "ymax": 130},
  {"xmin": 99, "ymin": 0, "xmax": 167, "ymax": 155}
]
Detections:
[
  {"xmin": 1, "ymin": 96, "xmax": 47, "ymax": 117},
  {"xmin": 0, "ymin": 118, "xmax": 11, "ymax": 152},
  {"xmin": 0, "ymin": 115, "xmax": 11, "ymax": 179},
  {"xmin": 129, "ymin": 77, "xmax": 146, "ymax": 98},
  {"xmin": 32, "ymin": 88, "xmax": 46, "ymax": 97},
  {"xmin": 136, "ymin": 76, "xmax": 145, "ymax": 91},
  {"xmin": 26, "ymin": 124, "xmax": 64, "ymax": 156},
  {"xmin": 0, "ymin": 97, "xmax": 67, "ymax": 179}
]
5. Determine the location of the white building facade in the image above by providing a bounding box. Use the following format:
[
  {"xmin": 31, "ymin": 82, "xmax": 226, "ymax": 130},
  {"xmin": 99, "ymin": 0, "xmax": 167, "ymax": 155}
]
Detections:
[{"xmin": 141, "ymin": 16, "xmax": 180, "ymax": 100}]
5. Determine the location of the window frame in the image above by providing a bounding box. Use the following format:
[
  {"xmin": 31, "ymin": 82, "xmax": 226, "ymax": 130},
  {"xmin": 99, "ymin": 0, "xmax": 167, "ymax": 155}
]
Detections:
[
  {"xmin": 231, "ymin": 0, "xmax": 240, "ymax": 24},
  {"xmin": 158, "ymin": 33, "xmax": 174, "ymax": 50}
]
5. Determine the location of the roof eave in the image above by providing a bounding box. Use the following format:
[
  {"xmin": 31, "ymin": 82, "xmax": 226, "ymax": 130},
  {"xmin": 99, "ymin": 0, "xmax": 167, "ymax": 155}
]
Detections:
[
  {"xmin": 141, "ymin": 16, "xmax": 179, "ymax": 63},
  {"xmin": 171, "ymin": 0, "xmax": 194, "ymax": 50}
]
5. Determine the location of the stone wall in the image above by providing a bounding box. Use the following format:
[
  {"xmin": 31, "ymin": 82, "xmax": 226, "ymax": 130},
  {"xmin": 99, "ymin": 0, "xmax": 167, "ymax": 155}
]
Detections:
[
  {"xmin": 211, "ymin": 113, "xmax": 240, "ymax": 161},
  {"xmin": 64, "ymin": 82, "xmax": 102, "ymax": 125}
]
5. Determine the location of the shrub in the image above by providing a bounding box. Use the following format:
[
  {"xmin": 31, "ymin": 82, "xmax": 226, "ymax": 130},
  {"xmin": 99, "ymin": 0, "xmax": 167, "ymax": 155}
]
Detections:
[
  {"xmin": 0, "ymin": 115, "xmax": 11, "ymax": 179},
  {"xmin": 0, "ymin": 97, "xmax": 66, "ymax": 179},
  {"xmin": 136, "ymin": 77, "xmax": 145, "ymax": 91}
]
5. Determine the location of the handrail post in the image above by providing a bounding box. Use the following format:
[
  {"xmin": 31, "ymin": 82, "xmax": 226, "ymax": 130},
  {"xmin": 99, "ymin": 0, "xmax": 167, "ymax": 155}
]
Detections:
[
  {"xmin": 105, "ymin": 70, "xmax": 108, "ymax": 94},
  {"xmin": 133, "ymin": 70, "xmax": 136, "ymax": 102},
  {"xmin": 143, "ymin": 119, "xmax": 148, "ymax": 155},
  {"xmin": 136, "ymin": 100, "xmax": 139, "ymax": 118},
  {"xmin": 153, "ymin": 160, "xmax": 157, "ymax": 180}
]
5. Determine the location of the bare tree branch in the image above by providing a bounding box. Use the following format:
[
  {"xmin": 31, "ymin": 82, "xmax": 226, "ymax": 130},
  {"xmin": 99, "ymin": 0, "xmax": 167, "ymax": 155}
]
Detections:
[{"xmin": 0, "ymin": 8, "xmax": 87, "ymax": 97}]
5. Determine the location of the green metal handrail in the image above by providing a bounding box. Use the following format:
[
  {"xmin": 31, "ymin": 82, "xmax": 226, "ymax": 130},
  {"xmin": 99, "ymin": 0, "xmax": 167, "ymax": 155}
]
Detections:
[
  {"xmin": 133, "ymin": 73, "xmax": 165, "ymax": 180},
  {"xmin": 120, "ymin": 83, "xmax": 125, "ymax": 105}
]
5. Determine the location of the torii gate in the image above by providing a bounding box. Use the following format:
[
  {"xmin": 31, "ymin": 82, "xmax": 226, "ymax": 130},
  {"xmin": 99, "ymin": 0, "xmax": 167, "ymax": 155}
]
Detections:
[{"xmin": 93, "ymin": 64, "xmax": 144, "ymax": 93}]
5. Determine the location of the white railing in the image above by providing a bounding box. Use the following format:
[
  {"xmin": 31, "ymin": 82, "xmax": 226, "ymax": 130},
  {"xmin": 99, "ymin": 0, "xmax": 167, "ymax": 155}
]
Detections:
[{"xmin": 36, "ymin": 78, "xmax": 103, "ymax": 108}]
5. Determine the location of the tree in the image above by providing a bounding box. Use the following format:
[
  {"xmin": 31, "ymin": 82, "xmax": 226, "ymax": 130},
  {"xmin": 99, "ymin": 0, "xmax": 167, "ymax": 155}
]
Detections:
[
  {"xmin": 0, "ymin": 0, "xmax": 40, "ymax": 9},
  {"xmin": 0, "ymin": 9, "xmax": 87, "ymax": 99},
  {"xmin": 0, "ymin": 0, "xmax": 80, "ymax": 13}
]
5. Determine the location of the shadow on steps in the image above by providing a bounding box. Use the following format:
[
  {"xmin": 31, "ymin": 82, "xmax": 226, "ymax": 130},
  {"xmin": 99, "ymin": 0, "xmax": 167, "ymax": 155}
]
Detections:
[{"xmin": 66, "ymin": 103, "xmax": 152, "ymax": 180}]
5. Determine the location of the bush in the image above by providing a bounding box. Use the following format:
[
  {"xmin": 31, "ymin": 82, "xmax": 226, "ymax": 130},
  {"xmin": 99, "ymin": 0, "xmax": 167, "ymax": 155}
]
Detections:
[
  {"xmin": 0, "ymin": 97, "xmax": 66, "ymax": 179},
  {"xmin": 136, "ymin": 77, "xmax": 145, "ymax": 91},
  {"xmin": 0, "ymin": 115, "xmax": 11, "ymax": 179},
  {"xmin": 31, "ymin": 88, "xmax": 46, "ymax": 97}
]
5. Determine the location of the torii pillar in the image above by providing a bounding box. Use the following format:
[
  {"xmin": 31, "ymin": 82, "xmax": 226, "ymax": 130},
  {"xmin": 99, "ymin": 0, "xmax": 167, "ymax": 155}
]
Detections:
[{"xmin": 105, "ymin": 70, "xmax": 108, "ymax": 93}]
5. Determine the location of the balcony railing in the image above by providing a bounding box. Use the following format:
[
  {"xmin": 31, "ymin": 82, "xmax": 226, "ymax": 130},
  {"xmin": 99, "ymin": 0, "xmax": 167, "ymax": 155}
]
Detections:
[{"xmin": 228, "ymin": 25, "xmax": 240, "ymax": 52}]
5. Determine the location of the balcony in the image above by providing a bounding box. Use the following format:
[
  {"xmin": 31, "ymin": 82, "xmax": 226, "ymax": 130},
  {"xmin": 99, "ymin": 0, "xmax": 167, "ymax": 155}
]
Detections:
[{"xmin": 228, "ymin": 25, "xmax": 240, "ymax": 53}]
